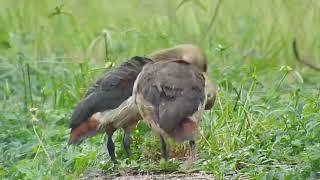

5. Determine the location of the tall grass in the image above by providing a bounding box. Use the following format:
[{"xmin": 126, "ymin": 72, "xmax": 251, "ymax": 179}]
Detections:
[{"xmin": 0, "ymin": 0, "xmax": 319, "ymax": 179}]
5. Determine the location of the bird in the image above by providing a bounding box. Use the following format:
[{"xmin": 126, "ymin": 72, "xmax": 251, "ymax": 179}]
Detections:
[
  {"xmin": 132, "ymin": 58, "xmax": 210, "ymax": 164},
  {"xmin": 68, "ymin": 44, "xmax": 216, "ymax": 162},
  {"xmin": 68, "ymin": 56, "xmax": 151, "ymax": 162}
]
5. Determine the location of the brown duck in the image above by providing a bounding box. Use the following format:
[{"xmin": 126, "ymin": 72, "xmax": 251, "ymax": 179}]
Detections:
[{"xmin": 132, "ymin": 59, "xmax": 209, "ymax": 163}]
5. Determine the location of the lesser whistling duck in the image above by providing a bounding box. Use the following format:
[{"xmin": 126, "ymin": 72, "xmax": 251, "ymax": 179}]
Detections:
[{"xmin": 132, "ymin": 58, "xmax": 210, "ymax": 163}]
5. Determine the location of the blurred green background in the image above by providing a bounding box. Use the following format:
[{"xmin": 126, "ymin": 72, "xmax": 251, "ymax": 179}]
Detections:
[{"xmin": 0, "ymin": 0, "xmax": 319, "ymax": 179}]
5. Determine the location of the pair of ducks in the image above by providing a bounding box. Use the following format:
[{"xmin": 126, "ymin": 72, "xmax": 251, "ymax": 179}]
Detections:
[{"xmin": 68, "ymin": 44, "xmax": 217, "ymax": 165}]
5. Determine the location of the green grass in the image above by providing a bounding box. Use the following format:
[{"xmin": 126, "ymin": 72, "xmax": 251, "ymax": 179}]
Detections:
[{"xmin": 1, "ymin": 0, "xmax": 320, "ymax": 179}]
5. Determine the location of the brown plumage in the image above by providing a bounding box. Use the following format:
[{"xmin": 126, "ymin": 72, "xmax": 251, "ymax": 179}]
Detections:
[
  {"xmin": 132, "ymin": 59, "xmax": 208, "ymax": 163},
  {"xmin": 68, "ymin": 56, "xmax": 151, "ymax": 161},
  {"xmin": 68, "ymin": 44, "xmax": 216, "ymax": 162},
  {"xmin": 69, "ymin": 56, "xmax": 151, "ymax": 143}
]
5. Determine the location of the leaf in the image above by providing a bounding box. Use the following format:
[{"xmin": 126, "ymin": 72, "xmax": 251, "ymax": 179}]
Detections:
[
  {"xmin": 74, "ymin": 151, "xmax": 97, "ymax": 176},
  {"xmin": 176, "ymin": 0, "xmax": 208, "ymax": 12},
  {"xmin": 191, "ymin": 0, "xmax": 208, "ymax": 12},
  {"xmin": 0, "ymin": 166, "xmax": 5, "ymax": 177},
  {"xmin": 291, "ymin": 139, "xmax": 302, "ymax": 147},
  {"xmin": 294, "ymin": 71, "xmax": 304, "ymax": 83},
  {"xmin": 0, "ymin": 29, "xmax": 11, "ymax": 49},
  {"xmin": 176, "ymin": 0, "xmax": 192, "ymax": 12},
  {"xmin": 0, "ymin": 41, "xmax": 11, "ymax": 49},
  {"xmin": 16, "ymin": 159, "xmax": 32, "ymax": 175}
]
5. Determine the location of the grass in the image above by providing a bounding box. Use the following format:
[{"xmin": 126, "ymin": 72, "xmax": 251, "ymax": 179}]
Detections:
[{"xmin": 0, "ymin": 0, "xmax": 320, "ymax": 179}]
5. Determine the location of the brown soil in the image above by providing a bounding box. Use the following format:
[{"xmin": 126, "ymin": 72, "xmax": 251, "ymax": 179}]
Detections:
[
  {"xmin": 80, "ymin": 171, "xmax": 252, "ymax": 180},
  {"xmin": 81, "ymin": 172, "xmax": 215, "ymax": 180}
]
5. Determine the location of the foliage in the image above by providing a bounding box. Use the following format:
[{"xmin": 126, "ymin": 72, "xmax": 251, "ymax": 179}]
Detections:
[{"xmin": 0, "ymin": 0, "xmax": 319, "ymax": 179}]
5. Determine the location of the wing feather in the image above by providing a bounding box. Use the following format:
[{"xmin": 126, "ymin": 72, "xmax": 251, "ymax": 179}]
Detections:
[
  {"xmin": 136, "ymin": 60, "xmax": 205, "ymax": 133},
  {"xmin": 70, "ymin": 56, "xmax": 152, "ymax": 129}
]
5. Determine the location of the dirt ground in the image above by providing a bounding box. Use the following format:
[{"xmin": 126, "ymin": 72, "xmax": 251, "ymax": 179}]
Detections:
[
  {"xmin": 85, "ymin": 173, "xmax": 213, "ymax": 180},
  {"xmin": 80, "ymin": 171, "xmax": 252, "ymax": 180}
]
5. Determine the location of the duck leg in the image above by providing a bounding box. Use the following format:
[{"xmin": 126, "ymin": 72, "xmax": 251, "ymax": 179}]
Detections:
[
  {"xmin": 189, "ymin": 140, "xmax": 196, "ymax": 159},
  {"xmin": 160, "ymin": 135, "xmax": 168, "ymax": 161},
  {"xmin": 184, "ymin": 140, "xmax": 196, "ymax": 168},
  {"xmin": 123, "ymin": 132, "xmax": 132, "ymax": 157},
  {"xmin": 106, "ymin": 132, "xmax": 116, "ymax": 162}
]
